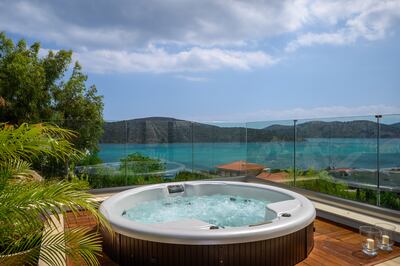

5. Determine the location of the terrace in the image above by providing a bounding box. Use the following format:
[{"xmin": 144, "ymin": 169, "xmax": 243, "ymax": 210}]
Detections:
[
  {"xmin": 64, "ymin": 211, "xmax": 400, "ymax": 266},
  {"xmin": 1, "ymin": 1, "xmax": 400, "ymax": 264},
  {"xmin": 1, "ymin": 114, "xmax": 399, "ymax": 266},
  {"xmin": 73, "ymin": 114, "xmax": 399, "ymax": 265}
]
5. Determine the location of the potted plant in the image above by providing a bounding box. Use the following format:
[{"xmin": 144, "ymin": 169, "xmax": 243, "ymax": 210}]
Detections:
[{"xmin": 0, "ymin": 123, "xmax": 108, "ymax": 265}]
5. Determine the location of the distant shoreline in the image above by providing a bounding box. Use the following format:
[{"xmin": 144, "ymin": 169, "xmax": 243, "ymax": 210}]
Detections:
[{"xmin": 100, "ymin": 118, "xmax": 400, "ymax": 144}]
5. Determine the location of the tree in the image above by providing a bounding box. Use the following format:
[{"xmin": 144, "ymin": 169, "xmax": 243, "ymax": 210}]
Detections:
[
  {"xmin": 52, "ymin": 62, "xmax": 104, "ymax": 151},
  {"xmin": 0, "ymin": 32, "xmax": 103, "ymax": 153}
]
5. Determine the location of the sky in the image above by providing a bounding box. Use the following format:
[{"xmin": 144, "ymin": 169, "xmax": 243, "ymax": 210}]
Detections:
[{"xmin": 1, "ymin": 0, "xmax": 400, "ymax": 122}]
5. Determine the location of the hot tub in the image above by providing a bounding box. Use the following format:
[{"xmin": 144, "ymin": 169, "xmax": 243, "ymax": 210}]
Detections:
[{"xmin": 100, "ymin": 181, "xmax": 315, "ymax": 266}]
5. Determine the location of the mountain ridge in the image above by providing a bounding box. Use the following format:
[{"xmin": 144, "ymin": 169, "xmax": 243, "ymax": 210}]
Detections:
[{"xmin": 100, "ymin": 117, "xmax": 400, "ymax": 143}]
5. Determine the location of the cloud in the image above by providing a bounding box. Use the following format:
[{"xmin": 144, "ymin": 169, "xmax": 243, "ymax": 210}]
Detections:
[
  {"xmin": 251, "ymin": 105, "xmax": 400, "ymax": 121},
  {"xmin": 286, "ymin": 0, "xmax": 400, "ymax": 52},
  {"xmin": 174, "ymin": 75, "xmax": 208, "ymax": 82},
  {"xmin": 0, "ymin": 0, "xmax": 312, "ymax": 49},
  {"xmin": 192, "ymin": 105, "xmax": 400, "ymax": 122},
  {"xmin": 72, "ymin": 47, "xmax": 277, "ymax": 73},
  {"xmin": 286, "ymin": 32, "xmax": 354, "ymax": 52},
  {"xmin": 2, "ymin": 0, "xmax": 396, "ymax": 52},
  {"xmin": 1, "ymin": 0, "xmax": 400, "ymax": 73}
]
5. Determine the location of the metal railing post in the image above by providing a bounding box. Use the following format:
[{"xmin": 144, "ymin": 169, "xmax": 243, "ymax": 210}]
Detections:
[
  {"xmin": 245, "ymin": 123, "xmax": 248, "ymax": 176},
  {"xmin": 293, "ymin": 119, "xmax": 297, "ymax": 186},
  {"xmin": 125, "ymin": 120, "xmax": 128, "ymax": 185},
  {"xmin": 375, "ymin": 115, "xmax": 382, "ymax": 206},
  {"xmin": 191, "ymin": 122, "xmax": 194, "ymax": 173}
]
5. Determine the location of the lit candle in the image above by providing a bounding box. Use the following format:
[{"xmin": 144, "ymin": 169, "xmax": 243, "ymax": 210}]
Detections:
[
  {"xmin": 367, "ymin": 238, "xmax": 375, "ymax": 250},
  {"xmin": 382, "ymin": 235, "xmax": 390, "ymax": 245}
]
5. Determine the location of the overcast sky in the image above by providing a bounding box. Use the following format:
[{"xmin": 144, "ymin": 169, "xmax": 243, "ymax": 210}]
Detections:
[{"xmin": 1, "ymin": 0, "xmax": 400, "ymax": 122}]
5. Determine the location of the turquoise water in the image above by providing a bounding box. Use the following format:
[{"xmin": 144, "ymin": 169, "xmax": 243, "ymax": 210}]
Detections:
[
  {"xmin": 99, "ymin": 138, "xmax": 400, "ymax": 170},
  {"xmin": 123, "ymin": 194, "xmax": 269, "ymax": 227}
]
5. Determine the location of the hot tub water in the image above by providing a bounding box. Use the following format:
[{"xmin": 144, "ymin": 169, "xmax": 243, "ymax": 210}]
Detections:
[{"xmin": 123, "ymin": 194, "xmax": 274, "ymax": 227}]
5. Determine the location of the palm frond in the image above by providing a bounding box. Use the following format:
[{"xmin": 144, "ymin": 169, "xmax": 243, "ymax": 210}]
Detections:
[
  {"xmin": 0, "ymin": 181, "xmax": 109, "ymax": 232},
  {"xmin": 0, "ymin": 227, "xmax": 103, "ymax": 266},
  {"xmin": 0, "ymin": 228, "xmax": 42, "ymax": 266},
  {"xmin": 0, "ymin": 123, "xmax": 108, "ymax": 266},
  {"xmin": 0, "ymin": 158, "xmax": 43, "ymax": 181},
  {"xmin": 38, "ymin": 227, "xmax": 102, "ymax": 266},
  {"xmin": 0, "ymin": 123, "xmax": 83, "ymax": 163}
]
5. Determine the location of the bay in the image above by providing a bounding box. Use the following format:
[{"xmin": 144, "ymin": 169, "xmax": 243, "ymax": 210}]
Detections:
[{"xmin": 98, "ymin": 138, "xmax": 400, "ymax": 170}]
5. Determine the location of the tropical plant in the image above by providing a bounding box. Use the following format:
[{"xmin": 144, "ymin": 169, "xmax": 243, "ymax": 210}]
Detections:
[
  {"xmin": 0, "ymin": 123, "xmax": 108, "ymax": 265},
  {"xmin": 0, "ymin": 123, "xmax": 81, "ymax": 183},
  {"xmin": 0, "ymin": 181, "xmax": 106, "ymax": 265}
]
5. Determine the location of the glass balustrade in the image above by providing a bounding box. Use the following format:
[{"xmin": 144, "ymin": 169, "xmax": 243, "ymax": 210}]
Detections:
[{"xmin": 67, "ymin": 114, "xmax": 400, "ymax": 211}]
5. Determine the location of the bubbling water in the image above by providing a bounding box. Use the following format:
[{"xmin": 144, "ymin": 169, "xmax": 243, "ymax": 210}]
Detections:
[{"xmin": 123, "ymin": 194, "xmax": 272, "ymax": 227}]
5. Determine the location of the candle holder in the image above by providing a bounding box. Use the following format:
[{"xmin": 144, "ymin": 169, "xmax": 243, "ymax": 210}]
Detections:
[
  {"xmin": 359, "ymin": 225, "xmax": 380, "ymax": 256},
  {"xmin": 375, "ymin": 223, "xmax": 396, "ymax": 251}
]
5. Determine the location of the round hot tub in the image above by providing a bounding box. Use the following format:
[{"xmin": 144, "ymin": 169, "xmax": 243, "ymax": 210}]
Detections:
[{"xmin": 100, "ymin": 181, "xmax": 315, "ymax": 266}]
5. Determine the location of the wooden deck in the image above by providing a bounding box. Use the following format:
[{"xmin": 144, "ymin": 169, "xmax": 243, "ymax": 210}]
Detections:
[
  {"xmin": 64, "ymin": 212, "xmax": 400, "ymax": 266},
  {"xmin": 298, "ymin": 219, "xmax": 400, "ymax": 266}
]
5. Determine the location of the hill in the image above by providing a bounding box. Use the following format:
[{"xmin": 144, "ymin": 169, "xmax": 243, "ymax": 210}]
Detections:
[
  {"xmin": 265, "ymin": 120, "xmax": 400, "ymax": 138},
  {"xmin": 101, "ymin": 117, "xmax": 290, "ymax": 143},
  {"xmin": 391, "ymin": 122, "xmax": 400, "ymax": 129},
  {"xmin": 100, "ymin": 117, "xmax": 400, "ymax": 143}
]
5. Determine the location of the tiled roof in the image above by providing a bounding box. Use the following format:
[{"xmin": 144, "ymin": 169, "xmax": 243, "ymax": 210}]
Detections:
[
  {"xmin": 256, "ymin": 172, "xmax": 289, "ymax": 182},
  {"xmin": 216, "ymin": 160, "xmax": 265, "ymax": 171}
]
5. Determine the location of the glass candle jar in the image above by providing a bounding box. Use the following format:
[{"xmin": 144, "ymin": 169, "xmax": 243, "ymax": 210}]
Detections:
[
  {"xmin": 375, "ymin": 223, "xmax": 396, "ymax": 251},
  {"xmin": 359, "ymin": 225, "xmax": 380, "ymax": 256}
]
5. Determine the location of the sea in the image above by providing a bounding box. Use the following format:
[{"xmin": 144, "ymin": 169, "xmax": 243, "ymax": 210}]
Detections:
[{"xmin": 98, "ymin": 138, "xmax": 400, "ymax": 171}]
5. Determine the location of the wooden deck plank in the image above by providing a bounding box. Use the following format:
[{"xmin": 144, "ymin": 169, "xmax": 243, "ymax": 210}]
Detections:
[
  {"xmin": 64, "ymin": 212, "xmax": 400, "ymax": 266},
  {"xmin": 299, "ymin": 218, "xmax": 400, "ymax": 266},
  {"xmin": 376, "ymin": 256, "xmax": 400, "ymax": 266}
]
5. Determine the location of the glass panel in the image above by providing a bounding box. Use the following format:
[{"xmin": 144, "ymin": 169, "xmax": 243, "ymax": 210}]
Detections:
[
  {"xmin": 79, "ymin": 120, "xmax": 129, "ymax": 188},
  {"xmin": 36, "ymin": 119, "xmax": 70, "ymax": 178},
  {"xmin": 192, "ymin": 121, "xmax": 247, "ymax": 179},
  {"xmin": 67, "ymin": 114, "xmax": 399, "ymax": 212},
  {"xmin": 379, "ymin": 114, "xmax": 400, "ymax": 210},
  {"xmin": 294, "ymin": 115, "xmax": 378, "ymax": 205},
  {"xmin": 122, "ymin": 119, "xmax": 193, "ymax": 185},
  {"xmin": 246, "ymin": 120, "xmax": 294, "ymax": 185}
]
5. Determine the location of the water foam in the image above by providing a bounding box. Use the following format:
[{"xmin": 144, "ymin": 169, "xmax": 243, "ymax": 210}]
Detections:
[{"xmin": 123, "ymin": 194, "xmax": 272, "ymax": 227}]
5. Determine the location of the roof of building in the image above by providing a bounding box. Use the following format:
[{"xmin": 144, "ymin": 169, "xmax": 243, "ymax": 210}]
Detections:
[
  {"xmin": 256, "ymin": 172, "xmax": 289, "ymax": 182},
  {"xmin": 215, "ymin": 160, "xmax": 265, "ymax": 172}
]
